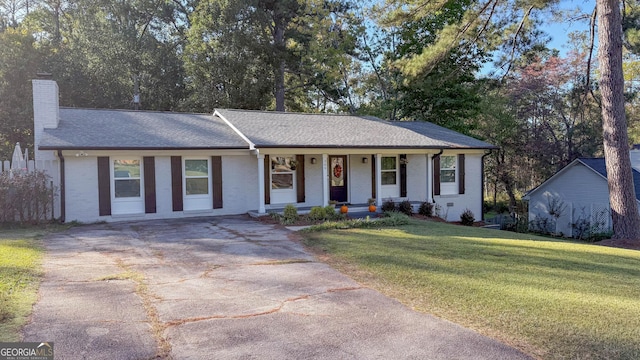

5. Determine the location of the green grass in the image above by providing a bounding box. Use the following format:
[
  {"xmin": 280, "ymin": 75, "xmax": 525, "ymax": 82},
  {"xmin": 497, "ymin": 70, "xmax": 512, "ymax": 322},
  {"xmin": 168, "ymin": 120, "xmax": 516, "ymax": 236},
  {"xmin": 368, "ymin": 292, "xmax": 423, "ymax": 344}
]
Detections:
[
  {"xmin": 0, "ymin": 227, "xmax": 49, "ymax": 341},
  {"xmin": 301, "ymin": 219, "xmax": 640, "ymax": 359}
]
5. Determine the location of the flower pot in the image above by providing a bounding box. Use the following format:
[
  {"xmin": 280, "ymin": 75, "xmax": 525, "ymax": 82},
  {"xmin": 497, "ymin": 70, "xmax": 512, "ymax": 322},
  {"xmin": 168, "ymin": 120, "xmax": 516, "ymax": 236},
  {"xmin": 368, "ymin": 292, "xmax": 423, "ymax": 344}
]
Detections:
[
  {"xmin": 368, "ymin": 205, "xmax": 377, "ymax": 212},
  {"xmin": 340, "ymin": 205, "xmax": 348, "ymax": 214}
]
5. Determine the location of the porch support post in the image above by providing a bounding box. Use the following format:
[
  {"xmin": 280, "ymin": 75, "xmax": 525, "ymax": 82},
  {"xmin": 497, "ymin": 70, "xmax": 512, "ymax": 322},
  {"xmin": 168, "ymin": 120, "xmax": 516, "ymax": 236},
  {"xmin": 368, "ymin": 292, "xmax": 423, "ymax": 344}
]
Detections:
[
  {"xmin": 427, "ymin": 153, "xmax": 433, "ymax": 203},
  {"xmin": 322, "ymin": 154, "xmax": 329, "ymax": 205},
  {"xmin": 257, "ymin": 154, "xmax": 266, "ymax": 214},
  {"xmin": 376, "ymin": 153, "xmax": 382, "ymax": 207}
]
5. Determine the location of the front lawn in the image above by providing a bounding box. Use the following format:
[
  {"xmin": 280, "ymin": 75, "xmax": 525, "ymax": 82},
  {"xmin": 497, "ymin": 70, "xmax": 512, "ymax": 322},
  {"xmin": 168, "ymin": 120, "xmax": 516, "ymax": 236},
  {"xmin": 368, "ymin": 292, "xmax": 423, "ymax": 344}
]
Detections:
[
  {"xmin": 301, "ymin": 219, "xmax": 640, "ymax": 359},
  {"xmin": 0, "ymin": 228, "xmax": 48, "ymax": 340}
]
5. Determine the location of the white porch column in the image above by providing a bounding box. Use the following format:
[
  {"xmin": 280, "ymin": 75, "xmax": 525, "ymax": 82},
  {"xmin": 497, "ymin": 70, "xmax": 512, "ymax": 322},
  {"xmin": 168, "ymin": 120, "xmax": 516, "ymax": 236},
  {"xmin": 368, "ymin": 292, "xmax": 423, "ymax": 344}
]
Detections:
[
  {"xmin": 322, "ymin": 154, "xmax": 329, "ymax": 205},
  {"xmin": 257, "ymin": 154, "xmax": 266, "ymax": 213},
  {"xmin": 427, "ymin": 153, "xmax": 433, "ymax": 203},
  {"xmin": 376, "ymin": 154, "xmax": 382, "ymax": 207}
]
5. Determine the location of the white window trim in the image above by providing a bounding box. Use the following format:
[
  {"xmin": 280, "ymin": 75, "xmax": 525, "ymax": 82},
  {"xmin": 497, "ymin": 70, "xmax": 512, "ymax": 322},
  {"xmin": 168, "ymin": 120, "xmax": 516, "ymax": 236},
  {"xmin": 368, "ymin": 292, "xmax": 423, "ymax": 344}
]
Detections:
[
  {"xmin": 110, "ymin": 156, "xmax": 144, "ymax": 215},
  {"xmin": 440, "ymin": 155, "xmax": 458, "ymax": 195},
  {"xmin": 270, "ymin": 155, "xmax": 297, "ymax": 204},
  {"xmin": 183, "ymin": 157, "xmax": 211, "ymax": 199},
  {"xmin": 380, "ymin": 155, "xmax": 399, "ymax": 198}
]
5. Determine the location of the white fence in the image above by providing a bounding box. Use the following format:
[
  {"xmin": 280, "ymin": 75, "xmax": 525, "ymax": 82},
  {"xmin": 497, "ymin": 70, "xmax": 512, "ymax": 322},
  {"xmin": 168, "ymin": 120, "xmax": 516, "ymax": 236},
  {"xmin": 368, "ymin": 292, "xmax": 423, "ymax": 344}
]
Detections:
[{"xmin": 0, "ymin": 158, "xmax": 60, "ymax": 223}]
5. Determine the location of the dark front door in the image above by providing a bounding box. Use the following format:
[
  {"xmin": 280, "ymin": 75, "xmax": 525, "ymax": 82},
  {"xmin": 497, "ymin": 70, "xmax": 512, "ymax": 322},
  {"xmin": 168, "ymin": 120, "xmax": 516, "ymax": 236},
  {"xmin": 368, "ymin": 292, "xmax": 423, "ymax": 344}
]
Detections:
[{"xmin": 330, "ymin": 155, "xmax": 348, "ymax": 203}]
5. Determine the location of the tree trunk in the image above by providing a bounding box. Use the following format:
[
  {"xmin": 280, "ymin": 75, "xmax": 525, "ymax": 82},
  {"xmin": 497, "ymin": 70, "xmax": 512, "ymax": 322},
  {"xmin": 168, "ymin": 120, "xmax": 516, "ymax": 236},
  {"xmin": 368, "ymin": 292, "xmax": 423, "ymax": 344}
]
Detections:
[
  {"xmin": 274, "ymin": 16, "xmax": 286, "ymax": 112},
  {"xmin": 597, "ymin": 0, "xmax": 640, "ymax": 240}
]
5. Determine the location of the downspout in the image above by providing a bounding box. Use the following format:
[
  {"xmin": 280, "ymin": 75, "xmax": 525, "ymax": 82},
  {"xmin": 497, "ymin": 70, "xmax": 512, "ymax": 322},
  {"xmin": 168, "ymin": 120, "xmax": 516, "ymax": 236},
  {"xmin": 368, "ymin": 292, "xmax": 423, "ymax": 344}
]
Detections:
[
  {"xmin": 431, "ymin": 149, "xmax": 444, "ymax": 201},
  {"xmin": 481, "ymin": 149, "xmax": 493, "ymax": 221},
  {"xmin": 57, "ymin": 150, "xmax": 65, "ymax": 223}
]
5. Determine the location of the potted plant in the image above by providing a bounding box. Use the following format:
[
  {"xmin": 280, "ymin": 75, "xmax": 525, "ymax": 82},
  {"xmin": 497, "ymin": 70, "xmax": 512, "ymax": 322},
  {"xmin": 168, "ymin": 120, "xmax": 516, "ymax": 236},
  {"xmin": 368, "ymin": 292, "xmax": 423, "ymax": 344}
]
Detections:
[{"xmin": 368, "ymin": 198, "xmax": 377, "ymax": 212}]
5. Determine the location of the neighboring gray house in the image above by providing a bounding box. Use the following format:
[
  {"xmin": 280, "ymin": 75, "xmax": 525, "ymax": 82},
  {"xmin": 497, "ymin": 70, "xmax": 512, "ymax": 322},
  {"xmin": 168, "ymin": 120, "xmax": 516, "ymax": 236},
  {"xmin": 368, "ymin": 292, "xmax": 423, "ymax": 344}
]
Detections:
[
  {"xmin": 33, "ymin": 79, "xmax": 497, "ymax": 223},
  {"xmin": 523, "ymin": 158, "xmax": 640, "ymax": 237}
]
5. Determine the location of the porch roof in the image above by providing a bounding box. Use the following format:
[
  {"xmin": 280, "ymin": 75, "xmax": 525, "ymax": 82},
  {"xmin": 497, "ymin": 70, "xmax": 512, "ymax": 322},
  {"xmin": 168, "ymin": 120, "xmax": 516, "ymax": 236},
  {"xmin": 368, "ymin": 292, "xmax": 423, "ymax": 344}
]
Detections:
[{"xmin": 215, "ymin": 109, "xmax": 496, "ymax": 149}]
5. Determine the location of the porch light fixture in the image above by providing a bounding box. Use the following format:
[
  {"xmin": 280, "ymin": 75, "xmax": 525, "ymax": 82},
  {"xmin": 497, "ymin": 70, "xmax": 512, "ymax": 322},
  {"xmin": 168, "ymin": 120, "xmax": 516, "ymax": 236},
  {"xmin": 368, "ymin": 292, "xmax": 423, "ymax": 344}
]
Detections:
[
  {"xmin": 75, "ymin": 151, "xmax": 88, "ymax": 157},
  {"xmin": 362, "ymin": 157, "xmax": 368, "ymax": 164},
  {"xmin": 311, "ymin": 157, "xmax": 317, "ymax": 164}
]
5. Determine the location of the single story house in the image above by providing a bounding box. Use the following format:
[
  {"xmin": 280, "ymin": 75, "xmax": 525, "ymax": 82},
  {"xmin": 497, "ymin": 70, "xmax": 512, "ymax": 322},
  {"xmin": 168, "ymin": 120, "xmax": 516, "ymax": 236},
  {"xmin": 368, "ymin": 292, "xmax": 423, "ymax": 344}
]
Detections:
[
  {"xmin": 33, "ymin": 79, "xmax": 497, "ymax": 223},
  {"xmin": 523, "ymin": 157, "xmax": 640, "ymax": 237}
]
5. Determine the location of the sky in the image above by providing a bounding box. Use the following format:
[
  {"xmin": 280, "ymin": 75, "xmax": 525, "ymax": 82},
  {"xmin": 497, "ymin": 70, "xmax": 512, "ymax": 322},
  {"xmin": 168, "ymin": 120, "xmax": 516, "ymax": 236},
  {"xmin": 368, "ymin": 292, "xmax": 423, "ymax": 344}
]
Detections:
[{"xmin": 544, "ymin": 0, "xmax": 593, "ymax": 54}]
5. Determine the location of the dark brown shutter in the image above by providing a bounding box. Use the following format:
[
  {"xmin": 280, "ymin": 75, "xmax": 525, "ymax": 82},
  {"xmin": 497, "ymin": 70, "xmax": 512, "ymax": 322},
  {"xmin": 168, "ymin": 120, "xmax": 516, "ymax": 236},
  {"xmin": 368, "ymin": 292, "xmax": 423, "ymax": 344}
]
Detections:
[
  {"xmin": 371, "ymin": 155, "xmax": 376, "ymax": 199},
  {"xmin": 171, "ymin": 156, "xmax": 183, "ymax": 211},
  {"xmin": 212, "ymin": 156, "xmax": 223, "ymax": 209},
  {"xmin": 264, "ymin": 155, "xmax": 270, "ymax": 205},
  {"xmin": 97, "ymin": 157, "xmax": 111, "ymax": 216},
  {"xmin": 400, "ymin": 154, "xmax": 407, "ymax": 197},
  {"xmin": 433, "ymin": 155, "xmax": 441, "ymax": 196},
  {"xmin": 458, "ymin": 154, "xmax": 465, "ymax": 195},
  {"xmin": 143, "ymin": 157, "xmax": 156, "ymax": 213},
  {"xmin": 296, "ymin": 155, "xmax": 305, "ymax": 203}
]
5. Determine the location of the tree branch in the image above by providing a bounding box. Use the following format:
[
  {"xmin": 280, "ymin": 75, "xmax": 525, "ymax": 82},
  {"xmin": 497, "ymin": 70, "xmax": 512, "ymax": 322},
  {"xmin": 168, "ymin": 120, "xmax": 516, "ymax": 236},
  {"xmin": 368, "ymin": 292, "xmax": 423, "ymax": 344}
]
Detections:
[
  {"xmin": 501, "ymin": 5, "xmax": 535, "ymax": 82},
  {"xmin": 585, "ymin": 6, "xmax": 601, "ymax": 107}
]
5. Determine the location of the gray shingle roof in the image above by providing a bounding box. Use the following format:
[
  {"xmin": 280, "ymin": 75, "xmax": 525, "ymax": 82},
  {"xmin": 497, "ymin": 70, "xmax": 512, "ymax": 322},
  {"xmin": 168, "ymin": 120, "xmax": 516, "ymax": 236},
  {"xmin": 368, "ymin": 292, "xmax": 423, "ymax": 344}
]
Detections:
[
  {"xmin": 40, "ymin": 108, "xmax": 249, "ymax": 150},
  {"xmin": 215, "ymin": 109, "xmax": 496, "ymax": 149},
  {"xmin": 40, "ymin": 107, "xmax": 496, "ymax": 150}
]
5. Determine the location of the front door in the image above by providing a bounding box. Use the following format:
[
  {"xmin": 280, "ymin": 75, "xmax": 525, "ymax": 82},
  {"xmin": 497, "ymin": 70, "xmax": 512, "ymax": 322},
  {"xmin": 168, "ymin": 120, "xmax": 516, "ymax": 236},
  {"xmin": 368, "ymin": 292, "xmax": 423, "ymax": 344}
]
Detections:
[{"xmin": 330, "ymin": 155, "xmax": 348, "ymax": 203}]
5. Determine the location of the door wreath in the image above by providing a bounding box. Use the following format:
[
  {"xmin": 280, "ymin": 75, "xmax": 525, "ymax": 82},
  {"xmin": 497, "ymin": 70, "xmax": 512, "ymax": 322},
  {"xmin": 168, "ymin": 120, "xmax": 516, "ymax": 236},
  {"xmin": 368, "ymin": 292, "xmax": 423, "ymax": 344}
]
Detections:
[{"xmin": 333, "ymin": 164, "xmax": 342, "ymax": 179}]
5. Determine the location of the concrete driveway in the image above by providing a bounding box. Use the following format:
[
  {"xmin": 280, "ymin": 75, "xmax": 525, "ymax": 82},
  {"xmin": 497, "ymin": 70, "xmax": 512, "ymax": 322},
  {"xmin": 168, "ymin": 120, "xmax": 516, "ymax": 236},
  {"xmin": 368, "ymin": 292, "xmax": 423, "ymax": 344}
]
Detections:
[{"xmin": 23, "ymin": 216, "xmax": 531, "ymax": 359}]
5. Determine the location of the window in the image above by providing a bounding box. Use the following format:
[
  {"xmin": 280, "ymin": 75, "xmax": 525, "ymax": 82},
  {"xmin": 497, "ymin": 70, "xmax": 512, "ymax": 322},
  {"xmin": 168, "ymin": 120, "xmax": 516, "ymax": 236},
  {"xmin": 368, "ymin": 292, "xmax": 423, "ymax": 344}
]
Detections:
[
  {"xmin": 381, "ymin": 156, "xmax": 397, "ymax": 185},
  {"xmin": 113, "ymin": 159, "xmax": 141, "ymax": 198},
  {"xmin": 440, "ymin": 156, "xmax": 456, "ymax": 183},
  {"xmin": 185, "ymin": 159, "xmax": 209, "ymax": 195},
  {"xmin": 271, "ymin": 156, "xmax": 296, "ymax": 189}
]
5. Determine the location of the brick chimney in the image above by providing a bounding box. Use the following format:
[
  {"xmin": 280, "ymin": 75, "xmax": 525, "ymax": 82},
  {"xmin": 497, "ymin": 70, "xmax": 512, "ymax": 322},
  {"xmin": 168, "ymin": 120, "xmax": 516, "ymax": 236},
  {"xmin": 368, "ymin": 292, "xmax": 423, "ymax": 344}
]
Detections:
[{"xmin": 32, "ymin": 75, "xmax": 60, "ymax": 161}]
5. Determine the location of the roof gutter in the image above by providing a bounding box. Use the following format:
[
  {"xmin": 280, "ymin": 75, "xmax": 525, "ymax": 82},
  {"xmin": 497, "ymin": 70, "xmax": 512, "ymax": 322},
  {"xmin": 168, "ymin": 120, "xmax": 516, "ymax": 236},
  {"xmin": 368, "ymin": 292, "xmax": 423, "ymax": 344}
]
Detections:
[
  {"xmin": 481, "ymin": 149, "xmax": 493, "ymax": 221},
  {"xmin": 57, "ymin": 150, "xmax": 65, "ymax": 223}
]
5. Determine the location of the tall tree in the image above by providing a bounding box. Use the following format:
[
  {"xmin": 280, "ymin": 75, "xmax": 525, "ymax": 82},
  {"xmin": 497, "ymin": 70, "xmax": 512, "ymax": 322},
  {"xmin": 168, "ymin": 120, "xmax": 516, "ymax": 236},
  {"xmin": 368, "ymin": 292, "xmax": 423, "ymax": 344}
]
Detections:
[
  {"xmin": 185, "ymin": 0, "xmax": 360, "ymax": 112},
  {"xmin": 597, "ymin": 0, "xmax": 640, "ymax": 239},
  {"xmin": 0, "ymin": 27, "xmax": 42, "ymax": 158},
  {"xmin": 382, "ymin": 0, "xmax": 640, "ymax": 240}
]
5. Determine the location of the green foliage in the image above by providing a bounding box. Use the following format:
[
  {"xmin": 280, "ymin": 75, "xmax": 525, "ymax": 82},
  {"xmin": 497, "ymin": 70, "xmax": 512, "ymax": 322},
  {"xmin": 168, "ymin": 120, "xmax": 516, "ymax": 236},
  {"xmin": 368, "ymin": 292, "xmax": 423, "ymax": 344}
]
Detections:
[
  {"xmin": 381, "ymin": 199, "xmax": 396, "ymax": 212},
  {"xmin": 324, "ymin": 205, "xmax": 337, "ymax": 218},
  {"xmin": 0, "ymin": 171, "xmax": 56, "ymax": 225},
  {"xmin": 397, "ymin": 200, "xmax": 413, "ymax": 216},
  {"xmin": 0, "ymin": 28, "xmax": 41, "ymax": 158},
  {"xmin": 460, "ymin": 209, "xmax": 475, "ymax": 226},
  {"xmin": 282, "ymin": 204, "xmax": 299, "ymax": 225},
  {"xmin": 0, "ymin": 233, "xmax": 44, "ymax": 341},
  {"xmin": 307, "ymin": 206, "xmax": 327, "ymax": 221},
  {"xmin": 418, "ymin": 201, "xmax": 433, "ymax": 217},
  {"xmin": 302, "ymin": 212, "xmax": 409, "ymax": 232}
]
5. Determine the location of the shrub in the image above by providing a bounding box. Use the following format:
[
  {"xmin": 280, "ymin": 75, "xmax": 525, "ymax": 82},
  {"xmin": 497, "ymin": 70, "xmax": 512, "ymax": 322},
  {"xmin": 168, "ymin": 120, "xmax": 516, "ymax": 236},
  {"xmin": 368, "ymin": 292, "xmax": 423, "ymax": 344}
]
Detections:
[
  {"xmin": 324, "ymin": 205, "xmax": 339, "ymax": 219},
  {"xmin": 0, "ymin": 170, "xmax": 56, "ymax": 225},
  {"xmin": 307, "ymin": 206, "xmax": 326, "ymax": 221},
  {"xmin": 302, "ymin": 212, "xmax": 410, "ymax": 232},
  {"xmin": 282, "ymin": 204, "xmax": 299, "ymax": 225},
  {"xmin": 419, "ymin": 202, "xmax": 433, "ymax": 217},
  {"xmin": 398, "ymin": 200, "xmax": 413, "ymax": 216},
  {"xmin": 381, "ymin": 211, "xmax": 411, "ymax": 226},
  {"xmin": 460, "ymin": 209, "xmax": 475, "ymax": 226},
  {"xmin": 381, "ymin": 199, "xmax": 396, "ymax": 212}
]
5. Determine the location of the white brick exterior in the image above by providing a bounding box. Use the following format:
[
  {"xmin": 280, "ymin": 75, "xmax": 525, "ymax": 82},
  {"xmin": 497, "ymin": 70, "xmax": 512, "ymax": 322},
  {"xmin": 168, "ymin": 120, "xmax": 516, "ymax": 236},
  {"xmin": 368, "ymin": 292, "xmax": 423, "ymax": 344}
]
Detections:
[
  {"xmin": 433, "ymin": 153, "xmax": 483, "ymax": 222},
  {"xmin": 32, "ymin": 79, "xmax": 60, "ymax": 162},
  {"xmin": 32, "ymin": 81, "xmax": 490, "ymax": 223}
]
